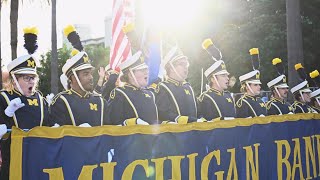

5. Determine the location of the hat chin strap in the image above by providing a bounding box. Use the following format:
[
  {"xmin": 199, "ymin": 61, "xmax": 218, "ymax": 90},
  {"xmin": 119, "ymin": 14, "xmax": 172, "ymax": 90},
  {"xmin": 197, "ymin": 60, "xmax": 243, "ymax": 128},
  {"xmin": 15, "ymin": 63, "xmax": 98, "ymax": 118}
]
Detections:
[
  {"xmin": 72, "ymin": 69, "xmax": 89, "ymax": 93},
  {"xmin": 213, "ymin": 75, "xmax": 222, "ymax": 90},
  {"xmin": 11, "ymin": 72, "xmax": 25, "ymax": 96},
  {"xmin": 299, "ymin": 90, "xmax": 305, "ymax": 103},
  {"xmin": 169, "ymin": 61, "xmax": 184, "ymax": 81},
  {"xmin": 129, "ymin": 69, "xmax": 141, "ymax": 88},
  {"xmin": 275, "ymin": 87, "xmax": 282, "ymax": 99},
  {"xmin": 245, "ymin": 82, "xmax": 255, "ymax": 95}
]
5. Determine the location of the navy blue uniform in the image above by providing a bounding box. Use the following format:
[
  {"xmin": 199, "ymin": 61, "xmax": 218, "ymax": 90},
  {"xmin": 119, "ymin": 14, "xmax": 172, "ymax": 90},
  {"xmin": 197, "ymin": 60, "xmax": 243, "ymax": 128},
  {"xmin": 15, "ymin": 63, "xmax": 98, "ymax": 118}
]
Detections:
[
  {"xmin": 105, "ymin": 84, "xmax": 158, "ymax": 125},
  {"xmin": 198, "ymin": 88, "xmax": 236, "ymax": 120},
  {"xmin": 236, "ymin": 94, "xmax": 267, "ymax": 118},
  {"xmin": 155, "ymin": 78, "xmax": 197, "ymax": 123},
  {"xmin": 0, "ymin": 90, "xmax": 49, "ymax": 180},
  {"xmin": 266, "ymin": 97, "xmax": 294, "ymax": 115},
  {"xmin": 95, "ymin": 73, "xmax": 118, "ymax": 101},
  {"xmin": 292, "ymin": 101, "xmax": 314, "ymax": 113},
  {"xmin": 50, "ymin": 89, "xmax": 107, "ymax": 126},
  {"xmin": 311, "ymin": 106, "xmax": 320, "ymax": 113}
]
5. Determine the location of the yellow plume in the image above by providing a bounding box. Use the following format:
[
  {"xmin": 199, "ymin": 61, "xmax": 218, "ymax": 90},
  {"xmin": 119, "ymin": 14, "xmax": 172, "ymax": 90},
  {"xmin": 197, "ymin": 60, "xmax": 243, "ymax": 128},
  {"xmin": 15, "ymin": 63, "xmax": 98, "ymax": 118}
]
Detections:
[
  {"xmin": 71, "ymin": 49, "xmax": 80, "ymax": 56},
  {"xmin": 249, "ymin": 48, "xmax": 259, "ymax": 55},
  {"xmin": 202, "ymin": 39, "xmax": 213, "ymax": 50},
  {"xmin": 23, "ymin": 27, "xmax": 38, "ymax": 35},
  {"xmin": 310, "ymin": 70, "xmax": 319, "ymax": 79},
  {"xmin": 63, "ymin": 25, "xmax": 76, "ymax": 37},
  {"xmin": 294, "ymin": 63, "xmax": 303, "ymax": 70},
  {"xmin": 272, "ymin": 58, "xmax": 282, "ymax": 65},
  {"xmin": 122, "ymin": 22, "xmax": 135, "ymax": 34}
]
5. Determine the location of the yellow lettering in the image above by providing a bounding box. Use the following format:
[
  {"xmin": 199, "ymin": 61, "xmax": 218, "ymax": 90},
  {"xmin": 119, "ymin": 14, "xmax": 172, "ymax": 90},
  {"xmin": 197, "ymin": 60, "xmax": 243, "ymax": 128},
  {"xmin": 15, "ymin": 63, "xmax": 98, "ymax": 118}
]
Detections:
[
  {"xmin": 78, "ymin": 164, "xmax": 98, "ymax": 180},
  {"xmin": 151, "ymin": 157, "xmax": 167, "ymax": 180},
  {"xmin": 184, "ymin": 89, "xmax": 190, "ymax": 95},
  {"xmin": 291, "ymin": 138, "xmax": 304, "ymax": 180},
  {"xmin": 315, "ymin": 135, "xmax": 320, "ymax": 176},
  {"xmin": 227, "ymin": 148, "xmax": 238, "ymax": 180},
  {"xmin": 27, "ymin": 60, "xmax": 35, "ymax": 67},
  {"xmin": 122, "ymin": 159, "xmax": 149, "ymax": 179},
  {"xmin": 187, "ymin": 153, "xmax": 198, "ymax": 180},
  {"xmin": 27, "ymin": 99, "xmax": 38, "ymax": 106},
  {"xmin": 243, "ymin": 143, "xmax": 260, "ymax": 180},
  {"xmin": 303, "ymin": 136, "xmax": 317, "ymax": 179},
  {"xmin": 201, "ymin": 150, "xmax": 220, "ymax": 180},
  {"xmin": 100, "ymin": 162, "xmax": 117, "ymax": 180},
  {"xmin": 275, "ymin": 140, "xmax": 291, "ymax": 180},
  {"xmin": 43, "ymin": 167, "xmax": 64, "ymax": 180},
  {"xmin": 167, "ymin": 155, "xmax": 184, "ymax": 180},
  {"xmin": 89, "ymin": 103, "xmax": 98, "ymax": 111}
]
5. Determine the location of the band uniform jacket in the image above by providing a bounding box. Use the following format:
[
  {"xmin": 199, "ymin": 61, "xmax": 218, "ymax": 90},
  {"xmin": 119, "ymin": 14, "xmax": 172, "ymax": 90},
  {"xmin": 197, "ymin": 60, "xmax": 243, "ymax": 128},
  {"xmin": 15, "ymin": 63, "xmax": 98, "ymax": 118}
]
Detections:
[
  {"xmin": 49, "ymin": 89, "xmax": 107, "ymax": 126},
  {"xmin": 0, "ymin": 89, "xmax": 49, "ymax": 180},
  {"xmin": 310, "ymin": 106, "xmax": 320, "ymax": 113},
  {"xmin": 0, "ymin": 89, "xmax": 49, "ymax": 129},
  {"xmin": 94, "ymin": 73, "xmax": 118, "ymax": 101},
  {"xmin": 198, "ymin": 88, "xmax": 236, "ymax": 120},
  {"xmin": 236, "ymin": 94, "xmax": 267, "ymax": 118},
  {"xmin": 292, "ymin": 101, "xmax": 315, "ymax": 114},
  {"xmin": 105, "ymin": 84, "xmax": 158, "ymax": 125},
  {"xmin": 266, "ymin": 97, "xmax": 294, "ymax": 115},
  {"xmin": 155, "ymin": 78, "xmax": 197, "ymax": 123}
]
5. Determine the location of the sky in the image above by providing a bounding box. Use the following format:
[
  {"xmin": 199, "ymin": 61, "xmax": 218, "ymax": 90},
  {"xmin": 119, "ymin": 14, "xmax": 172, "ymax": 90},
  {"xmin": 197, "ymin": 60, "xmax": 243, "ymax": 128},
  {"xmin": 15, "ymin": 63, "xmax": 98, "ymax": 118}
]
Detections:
[{"xmin": 1, "ymin": 0, "xmax": 112, "ymax": 67}]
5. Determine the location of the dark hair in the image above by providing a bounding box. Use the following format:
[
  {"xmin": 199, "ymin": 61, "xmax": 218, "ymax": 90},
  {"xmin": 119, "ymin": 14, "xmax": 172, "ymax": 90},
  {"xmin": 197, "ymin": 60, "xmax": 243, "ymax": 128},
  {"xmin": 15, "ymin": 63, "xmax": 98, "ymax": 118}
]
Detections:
[
  {"xmin": 310, "ymin": 98, "xmax": 317, "ymax": 106},
  {"xmin": 120, "ymin": 71, "xmax": 130, "ymax": 83},
  {"xmin": 294, "ymin": 93, "xmax": 301, "ymax": 101}
]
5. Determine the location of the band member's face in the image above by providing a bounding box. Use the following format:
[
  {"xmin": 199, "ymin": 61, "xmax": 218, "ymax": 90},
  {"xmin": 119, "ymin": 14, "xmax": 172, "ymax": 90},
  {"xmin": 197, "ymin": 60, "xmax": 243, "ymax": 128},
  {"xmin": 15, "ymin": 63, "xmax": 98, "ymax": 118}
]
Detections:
[
  {"xmin": 172, "ymin": 57, "xmax": 189, "ymax": 81},
  {"xmin": 132, "ymin": 67, "xmax": 149, "ymax": 88},
  {"xmin": 302, "ymin": 92, "xmax": 311, "ymax": 103},
  {"xmin": 15, "ymin": 74, "xmax": 38, "ymax": 97},
  {"xmin": 215, "ymin": 74, "xmax": 229, "ymax": 90},
  {"xmin": 249, "ymin": 83, "xmax": 261, "ymax": 96},
  {"xmin": 78, "ymin": 68, "xmax": 94, "ymax": 91},
  {"xmin": 277, "ymin": 87, "xmax": 289, "ymax": 98}
]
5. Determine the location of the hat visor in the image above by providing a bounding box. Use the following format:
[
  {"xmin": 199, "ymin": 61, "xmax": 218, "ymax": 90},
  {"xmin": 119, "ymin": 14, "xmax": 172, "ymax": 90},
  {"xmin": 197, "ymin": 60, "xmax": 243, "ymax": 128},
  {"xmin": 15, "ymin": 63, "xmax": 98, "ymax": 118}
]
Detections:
[
  {"xmin": 131, "ymin": 63, "xmax": 148, "ymax": 71},
  {"xmin": 214, "ymin": 70, "xmax": 229, "ymax": 76},
  {"xmin": 300, "ymin": 88, "xmax": 312, "ymax": 93},
  {"xmin": 74, "ymin": 64, "xmax": 95, "ymax": 71},
  {"xmin": 247, "ymin": 79, "xmax": 261, "ymax": 84},
  {"xmin": 275, "ymin": 83, "xmax": 289, "ymax": 89},
  {"xmin": 12, "ymin": 69, "xmax": 37, "ymax": 75}
]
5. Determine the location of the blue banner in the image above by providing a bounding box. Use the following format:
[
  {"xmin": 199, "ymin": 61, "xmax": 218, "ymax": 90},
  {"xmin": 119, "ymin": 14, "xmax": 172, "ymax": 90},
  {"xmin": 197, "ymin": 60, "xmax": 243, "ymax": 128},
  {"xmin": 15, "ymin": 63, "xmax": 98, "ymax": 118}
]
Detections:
[{"xmin": 10, "ymin": 114, "xmax": 320, "ymax": 180}]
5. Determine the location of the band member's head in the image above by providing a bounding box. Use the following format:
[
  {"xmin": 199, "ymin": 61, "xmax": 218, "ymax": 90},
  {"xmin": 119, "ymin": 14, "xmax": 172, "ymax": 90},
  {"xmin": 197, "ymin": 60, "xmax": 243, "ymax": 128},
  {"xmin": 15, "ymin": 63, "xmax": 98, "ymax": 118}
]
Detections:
[
  {"xmin": 119, "ymin": 51, "xmax": 149, "ymax": 88},
  {"xmin": 62, "ymin": 25, "xmax": 95, "ymax": 93},
  {"xmin": 291, "ymin": 63, "xmax": 312, "ymax": 103},
  {"xmin": 239, "ymin": 70, "xmax": 262, "ymax": 96},
  {"xmin": 7, "ymin": 27, "xmax": 39, "ymax": 97}
]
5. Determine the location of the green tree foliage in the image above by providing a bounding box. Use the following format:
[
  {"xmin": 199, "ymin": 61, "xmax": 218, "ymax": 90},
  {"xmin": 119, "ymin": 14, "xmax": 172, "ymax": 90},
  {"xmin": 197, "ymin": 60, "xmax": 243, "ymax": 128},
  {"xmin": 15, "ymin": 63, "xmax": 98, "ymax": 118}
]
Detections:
[{"xmin": 38, "ymin": 44, "xmax": 110, "ymax": 95}]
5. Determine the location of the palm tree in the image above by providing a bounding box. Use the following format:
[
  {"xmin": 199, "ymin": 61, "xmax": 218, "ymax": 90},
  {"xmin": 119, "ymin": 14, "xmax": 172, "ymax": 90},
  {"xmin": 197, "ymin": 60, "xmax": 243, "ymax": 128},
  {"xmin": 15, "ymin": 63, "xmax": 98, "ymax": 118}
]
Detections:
[
  {"xmin": 51, "ymin": 0, "xmax": 58, "ymax": 94},
  {"xmin": 286, "ymin": 0, "xmax": 303, "ymax": 99}
]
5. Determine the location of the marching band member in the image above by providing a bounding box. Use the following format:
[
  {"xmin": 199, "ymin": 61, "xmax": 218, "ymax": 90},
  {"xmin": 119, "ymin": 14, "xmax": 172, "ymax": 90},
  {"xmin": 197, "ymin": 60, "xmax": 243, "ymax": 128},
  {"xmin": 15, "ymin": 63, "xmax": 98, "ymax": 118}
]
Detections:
[
  {"xmin": 198, "ymin": 39, "xmax": 236, "ymax": 121},
  {"xmin": 49, "ymin": 25, "xmax": 107, "ymax": 126},
  {"xmin": 236, "ymin": 48, "xmax": 267, "ymax": 118},
  {"xmin": 266, "ymin": 58, "xmax": 293, "ymax": 115},
  {"xmin": 105, "ymin": 51, "xmax": 158, "ymax": 125},
  {"xmin": 94, "ymin": 64, "xmax": 119, "ymax": 101},
  {"xmin": 155, "ymin": 42, "xmax": 203, "ymax": 124},
  {"xmin": 309, "ymin": 70, "xmax": 320, "ymax": 113},
  {"xmin": 0, "ymin": 27, "xmax": 49, "ymax": 180},
  {"xmin": 290, "ymin": 63, "xmax": 314, "ymax": 113}
]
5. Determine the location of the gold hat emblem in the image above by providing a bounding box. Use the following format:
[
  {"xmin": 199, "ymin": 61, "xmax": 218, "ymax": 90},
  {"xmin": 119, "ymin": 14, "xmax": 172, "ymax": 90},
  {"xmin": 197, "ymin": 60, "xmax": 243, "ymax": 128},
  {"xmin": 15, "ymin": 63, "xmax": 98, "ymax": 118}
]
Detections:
[
  {"xmin": 255, "ymin": 73, "xmax": 260, "ymax": 79},
  {"xmin": 283, "ymin": 76, "xmax": 286, "ymax": 83},
  {"xmin": 221, "ymin": 63, "xmax": 226, "ymax": 69}
]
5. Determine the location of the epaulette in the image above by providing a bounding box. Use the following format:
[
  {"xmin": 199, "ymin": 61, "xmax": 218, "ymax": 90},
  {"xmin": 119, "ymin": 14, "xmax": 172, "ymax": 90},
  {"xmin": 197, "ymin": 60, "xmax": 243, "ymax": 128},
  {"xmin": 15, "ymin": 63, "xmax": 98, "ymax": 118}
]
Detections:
[
  {"xmin": 197, "ymin": 90, "xmax": 209, "ymax": 102},
  {"xmin": 236, "ymin": 96, "xmax": 245, "ymax": 108},
  {"xmin": 148, "ymin": 82, "xmax": 158, "ymax": 90},
  {"xmin": 50, "ymin": 90, "xmax": 71, "ymax": 105},
  {"xmin": 109, "ymin": 88, "xmax": 117, "ymax": 100}
]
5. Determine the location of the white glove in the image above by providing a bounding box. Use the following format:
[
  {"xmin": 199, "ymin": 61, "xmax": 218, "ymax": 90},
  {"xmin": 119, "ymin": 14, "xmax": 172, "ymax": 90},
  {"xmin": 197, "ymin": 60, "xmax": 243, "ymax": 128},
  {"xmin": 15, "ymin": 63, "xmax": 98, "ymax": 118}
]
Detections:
[
  {"xmin": 0, "ymin": 124, "xmax": 7, "ymax": 139},
  {"xmin": 51, "ymin": 123, "xmax": 60, "ymax": 128},
  {"xmin": 136, "ymin": 118, "xmax": 149, "ymax": 125},
  {"xmin": 78, "ymin": 123, "xmax": 92, "ymax": 127},
  {"xmin": 259, "ymin": 114, "xmax": 265, "ymax": 117},
  {"xmin": 196, "ymin": 118, "xmax": 206, "ymax": 122},
  {"xmin": 46, "ymin": 93, "xmax": 55, "ymax": 105},
  {"xmin": 5, "ymin": 97, "xmax": 25, "ymax": 117},
  {"xmin": 224, "ymin": 117, "xmax": 235, "ymax": 120},
  {"xmin": 288, "ymin": 112, "xmax": 294, "ymax": 114}
]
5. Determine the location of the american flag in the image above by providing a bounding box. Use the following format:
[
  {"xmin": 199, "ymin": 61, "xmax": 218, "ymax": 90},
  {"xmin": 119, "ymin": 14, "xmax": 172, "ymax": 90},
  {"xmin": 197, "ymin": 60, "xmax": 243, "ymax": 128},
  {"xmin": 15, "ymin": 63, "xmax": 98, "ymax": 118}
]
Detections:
[{"xmin": 110, "ymin": 0, "xmax": 135, "ymax": 70}]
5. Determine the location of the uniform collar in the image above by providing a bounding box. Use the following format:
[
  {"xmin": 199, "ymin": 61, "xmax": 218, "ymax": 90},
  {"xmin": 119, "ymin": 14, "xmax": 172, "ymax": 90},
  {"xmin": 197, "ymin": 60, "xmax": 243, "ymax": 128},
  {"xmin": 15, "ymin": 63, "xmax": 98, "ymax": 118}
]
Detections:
[
  {"xmin": 209, "ymin": 88, "xmax": 223, "ymax": 96},
  {"xmin": 70, "ymin": 89, "xmax": 90, "ymax": 98},
  {"xmin": 12, "ymin": 89, "xmax": 22, "ymax": 96},
  {"xmin": 167, "ymin": 77, "xmax": 186, "ymax": 86},
  {"xmin": 294, "ymin": 100, "xmax": 305, "ymax": 106},
  {"xmin": 271, "ymin": 97, "xmax": 285, "ymax": 104},
  {"xmin": 124, "ymin": 84, "xmax": 139, "ymax": 90},
  {"xmin": 244, "ymin": 93, "xmax": 259, "ymax": 101}
]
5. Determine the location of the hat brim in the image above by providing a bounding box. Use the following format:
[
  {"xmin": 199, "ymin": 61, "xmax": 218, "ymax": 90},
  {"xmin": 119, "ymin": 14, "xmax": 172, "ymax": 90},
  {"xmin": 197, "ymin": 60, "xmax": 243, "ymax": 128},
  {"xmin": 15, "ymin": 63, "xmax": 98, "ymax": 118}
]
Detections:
[
  {"xmin": 214, "ymin": 70, "xmax": 229, "ymax": 76},
  {"xmin": 275, "ymin": 83, "xmax": 289, "ymax": 89},
  {"xmin": 132, "ymin": 63, "xmax": 148, "ymax": 71},
  {"xmin": 12, "ymin": 68, "xmax": 37, "ymax": 75},
  {"xmin": 74, "ymin": 64, "xmax": 95, "ymax": 71},
  {"xmin": 247, "ymin": 79, "xmax": 261, "ymax": 84},
  {"xmin": 300, "ymin": 88, "xmax": 312, "ymax": 93}
]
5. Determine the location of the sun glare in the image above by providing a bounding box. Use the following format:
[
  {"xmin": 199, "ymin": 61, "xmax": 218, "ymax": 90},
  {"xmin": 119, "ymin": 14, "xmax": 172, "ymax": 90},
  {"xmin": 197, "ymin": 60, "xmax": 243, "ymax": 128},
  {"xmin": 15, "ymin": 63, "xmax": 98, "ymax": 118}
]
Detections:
[{"xmin": 141, "ymin": 0, "xmax": 202, "ymax": 30}]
